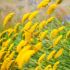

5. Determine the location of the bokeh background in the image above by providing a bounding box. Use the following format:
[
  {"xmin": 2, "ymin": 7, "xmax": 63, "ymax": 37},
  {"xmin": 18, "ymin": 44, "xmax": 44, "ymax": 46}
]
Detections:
[{"xmin": 0, "ymin": 0, "xmax": 70, "ymax": 31}]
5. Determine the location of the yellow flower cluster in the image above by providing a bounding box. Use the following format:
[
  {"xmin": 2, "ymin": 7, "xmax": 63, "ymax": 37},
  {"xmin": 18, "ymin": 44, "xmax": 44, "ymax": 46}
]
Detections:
[{"xmin": 0, "ymin": 0, "xmax": 69, "ymax": 70}]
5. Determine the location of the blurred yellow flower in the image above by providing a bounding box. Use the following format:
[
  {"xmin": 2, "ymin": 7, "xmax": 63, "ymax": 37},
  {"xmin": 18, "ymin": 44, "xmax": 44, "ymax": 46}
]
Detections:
[
  {"xmin": 29, "ymin": 22, "xmax": 38, "ymax": 33},
  {"xmin": 23, "ymin": 21, "xmax": 32, "ymax": 31},
  {"xmin": 53, "ymin": 35, "xmax": 62, "ymax": 47},
  {"xmin": 39, "ymin": 20, "xmax": 46, "ymax": 31},
  {"xmin": 38, "ymin": 53, "xmax": 46, "ymax": 64},
  {"xmin": 53, "ymin": 61, "xmax": 60, "ymax": 70},
  {"xmin": 39, "ymin": 30, "xmax": 48, "ymax": 41},
  {"xmin": 16, "ymin": 40, "xmax": 27, "ymax": 52},
  {"xmin": 47, "ymin": 50, "xmax": 56, "ymax": 61},
  {"xmin": 34, "ymin": 42, "xmax": 42, "ymax": 53},
  {"xmin": 28, "ymin": 10, "xmax": 39, "ymax": 20},
  {"xmin": 37, "ymin": 0, "xmax": 50, "ymax": 9},
  {"xmin": 44, "ymin": 64, "xmax": 52, "ymax": 70},
  {"xmin": 58, "ymin": 26, "xmax": 65, "ymax": 32},
  {"xmin": 15, "ymin": 50, "xmax": 35, "ymax": 69},
  {"xmin": 22, "ymin": 13, "xmax": 30, "ymax": 23},
  {"xmin": 46, "ymin": 3, "xmax": 58, "ymax": 14},
  {"xmin": 50, "ymin": 29, "xmax": 59, "ymax": 39},
  {"xmin": 54, "ymin": 48, "xmax": 64, "ymax": 59},
  {"xmin": 3, "ymin": 12, "xmax": 15, "ymax": 26}
]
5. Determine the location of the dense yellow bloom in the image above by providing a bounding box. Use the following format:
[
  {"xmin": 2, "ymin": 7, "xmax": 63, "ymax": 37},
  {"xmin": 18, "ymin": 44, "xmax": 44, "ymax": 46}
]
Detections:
[
  {"xmin": 2, "ymin": 39, "xmax": 11, "ymax": 47},
  {"xmin": 50, "ymin": 29, "xmax": 59, "ymax": 39},
  {"xmin": 18, "ymin": 44, "xmax": 32, "ymax": 53},
  {"xmin": 66, "ymin": 30, "xmax": 70, "ymax": 39},
  {"xmin": 28, "ymin": 10, "xmax": 39, "ymax": 20},
  {"xmin": 1, "ymin": 58, "xmax": 10, "ymax": 70},
  {"xmin": 46, "ymin": 3, "xmax": 58, "ymax": 14},
  {"xmin": 46, "ymin": 17, "xmax": 55, "ymax": 23},
  {"xmin": 15, "ymin": 50, "xmax": 35, "ymax": 69},
  {"xmin": 16, "ymin": 40, "xmax": 27, "ymax": 52},
  {"xmin": 53, "ymin": 61, "xmax": 60, "ymax": 70},
  {"xmin": 8, "ymin": 51, "xmax": 15, "ymax": 60},
  {"xmin": 24, "ymin": 31, "xmax": 32, "ymax": 43},
  {"xmin": 54, "ymin": 48, "xmax": 64, "ymax": 59},
  {"xmin": 38, "ymin": 53, "xmax": 46, "ymax": 64},
  {"xmin": 58, "ymin": 26, "xmax": 65, "ymax": 32},
  {"xmin": 23, "ymin": 21, "xmax": 32, "ymax": 31},
  {"xmin": 37, "ymin": 0, "xmax": 50, "ymax": 9},
  {"xmin": 1, "ymin": 51, "xmax": 15, "ymax": 70},
  {"xmin": 39, "ymin": 20, "xmax": 47, "ymax": 31},
  {"xmin": 44, "ymin": 64, "xmax": 52, "ymax": 70},
  {"xmin": 22, "ymin": 13, "xmax": 30, "ymax": 23},
  {"xmin": 6, "ymin": 60, "xmax": 14, "ymax": 70},
  {"xmin": 29, "ymin": 22, "xmax": 38, "ymax": 33},
  {"xmin": 50, "ymin": 26, "xmax": 64, "ymax": 39},
  {"xmin": 3, "ymin": 12, "xmax": 15, "ymax": 26},
  {"xmin": 53, "ymin": 35, "xmax": 62, "ymax": 47},
  {"xmin": 39, "ymin": 30, "xmax": 48, "ymax": 41},
  {"xmin": 33, "ymin": 42, "xmax": 42, "ymax": 52},
  {"xmin": 47, "ymin": 50, "xmax": 56, "ymax": 61},
  {"xmin": 4, "ymin": 51, "xmax": 10, "ymax": 59}
]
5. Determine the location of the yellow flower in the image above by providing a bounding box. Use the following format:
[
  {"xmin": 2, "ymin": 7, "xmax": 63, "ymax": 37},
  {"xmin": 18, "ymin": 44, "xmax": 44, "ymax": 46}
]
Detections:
[
  {"xmin": 24, "ymin": 31, "xmax": 32, "ymax": 43},
  {"xmin": 22, "ymin": 13, "xmax": 30, "ymax": 23},
  {"xmin": 3, "ymin": 12, "xmax": 15, "ymax": 26},
  {"xmin": 29, "ymin": 22, "xmax": 38, "ymax": 33},
  {"xmin": 0, "ymin": 50, "xmax": 6, "ymax": 60},
  {"xmin": 15, "ymin": 50, "xmax": 35, "ymax": 69},
  {"xmin": 16, "ymin": 40, "xmax": 27, "ymax": 52},
  {"xmin": 23, "ymin": 21, "xmax": 32, "ymax": 31},
  {"xmin": 8, "ymin": 43, "xmax": 14, "ymax": 51},
  {"xmin": 53, "ymin": 35, "xmax": 62, "ymax": 47},
  {"xmin": 4, "ymin": 51, "xmax": 10, "ymax": 60},
  {"xmin": 33, "ymin": 42, "xmax": 42, "ymax": 53},
  {"xmin": 50, "ymin": 29, "xmax": 59, "ymax": 39},
  {"xmin": 8, "ymin": 28, "xmax": 13, "ymax": 36},
  {"xmin": 44, "ymin": 64, "xmax": 52, "ymax": 70},
  {"xmin": 56, "ymin": 0, "xmax": 62, "ymax": 4},
  {"xmin": 1, "ymin": 51, "xmax": 15, "ymax": 70},
  {"xmin": 37, "ymin": 0, "xmax": 50, "ymax": 9},
  {"xmin": 6, "ymin": 60, "xmax": 14, "ymax": 70},
  {"xmin": 58, "ymin": 26, "xmax": 65, "ymax": 32},
  {"xmin": 39, "ymin": 20, "xmax": 46, "ymax": 31},
  {"xmin": 66, "ymin": 30, "xmax": 70, "ymax": 39},
  {"xmin": 0, "ymin": 30, "xmax": 8, "ymax": 38},
  {"xmin": 14, "ymin": 23, "xmax": 20, "ymax": 33},
  {"xmin": 46, "ymin": 17, "xmax": 55, "ymax": 24},
  {"xmin": 1, "ymin": 58, "xmax": 10, "ymax": 70},
  {"xmin": 38, "ymin": 53, "xmax": 46, "ymax": 64},
  {"xmin": 2, "ymin": 39, "xmax": 11, "ymax": 47},
  {"xmin": 18, "ymin": 44, "xmax": 32, "ymax": 53},
  {"xmin": 28, "ymin": 10, "xmax": 39, "ymax": 20},
  {"xmin": 54, "ymin": 48, "xmax": 64, "ymax": 59},
  {"xmin": 53, "ymin": 61, "xmax": 60, "ymax": 70},
  {"xmin": 46, "ymin": 3, "xmax": 58, "ymax": 14},
  {"xmin": 47, "ymin": 50, "xmax": 56, "ymax": 61},
  {"xmin": 8, "ymin": 51, "xmax": 15, "ymax": 60},
  {"xmin": 39, "ymin": 30, "xmax": 48, "ymax": 41}
]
